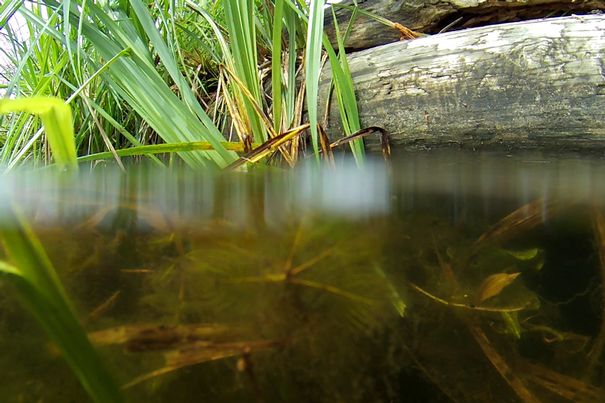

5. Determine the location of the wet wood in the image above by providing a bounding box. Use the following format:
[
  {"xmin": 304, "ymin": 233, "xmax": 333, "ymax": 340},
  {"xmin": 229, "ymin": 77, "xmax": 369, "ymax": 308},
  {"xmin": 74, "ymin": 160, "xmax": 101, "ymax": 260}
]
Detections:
[
  {"xmin": 319, "ymin": 16, "xmax": 605, "ymax": 152},
  {"xmin": 326, "ymin": 0, "xmax": 605, "ymax": 51}
]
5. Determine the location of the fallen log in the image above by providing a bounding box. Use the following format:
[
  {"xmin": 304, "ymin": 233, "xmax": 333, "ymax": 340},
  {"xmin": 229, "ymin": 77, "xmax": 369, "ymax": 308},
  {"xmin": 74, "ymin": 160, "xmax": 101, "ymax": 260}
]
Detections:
[
  {"xmin": 319, "ymin": 15, "xmax": 605, "ymax": 152},
  {"xmin": 326, "ymin": 0, "xmax": 605, "ymax": 51}
]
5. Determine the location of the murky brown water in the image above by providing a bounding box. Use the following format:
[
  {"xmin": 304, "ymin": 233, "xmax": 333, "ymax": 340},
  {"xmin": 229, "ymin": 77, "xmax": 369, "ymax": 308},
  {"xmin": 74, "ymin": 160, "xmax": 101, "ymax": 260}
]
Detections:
[{"xmin": 1, "ymin": 153, "xmax": 605, "ymax": 402}]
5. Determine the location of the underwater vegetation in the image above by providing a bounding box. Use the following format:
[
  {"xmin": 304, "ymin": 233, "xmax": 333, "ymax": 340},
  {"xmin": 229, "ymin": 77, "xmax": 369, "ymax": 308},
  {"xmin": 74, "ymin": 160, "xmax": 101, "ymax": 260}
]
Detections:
[{"xmin": 1, "ymin": 158, "xmax": 605, "ymax": 402}]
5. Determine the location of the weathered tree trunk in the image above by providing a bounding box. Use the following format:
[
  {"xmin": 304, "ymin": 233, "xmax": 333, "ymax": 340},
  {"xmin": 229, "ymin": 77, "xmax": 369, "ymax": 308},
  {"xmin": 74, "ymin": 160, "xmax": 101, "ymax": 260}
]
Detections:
[
  {"xmin": 326, "ymin": 0, "xmax": 605, "ymax": 51},
  {"xmin": 319, "ymin": 15, "xmax": 605, "ymax": 152}
]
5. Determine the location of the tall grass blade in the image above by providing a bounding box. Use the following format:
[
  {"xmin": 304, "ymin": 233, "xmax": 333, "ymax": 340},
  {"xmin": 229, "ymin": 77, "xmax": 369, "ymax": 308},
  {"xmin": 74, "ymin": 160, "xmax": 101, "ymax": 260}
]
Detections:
[
  {"xmin": 0, "ymin": 207, "xmax": 124, "ymax": 403},
  {"xmin": 326, "ymin": 8, "xmax": 364, "ymax": 164},
  {"xmin": 271, "ymin": 0, "xmax": 285, "ymax": 133},
  {"xmin": 0, "ymin": 0, "xmax": 22, "ymax": 29},
  {"xmin": 305, "ymin": 0, "xmax": 326, "ymax": 162},
  {"xmin": 223, "ymin": 0, "xmax": 266, "ymax": 143},
  {"xmin": 284, "ymin": 4, "xmax": 299, "ymax": 128},
  {"xmin": 78, "ymin": 139, "xmax": 250, "ymax": 162},
  {"xmin": 38, "ymin": 0, "xmax": 236, "ymax": 168}
]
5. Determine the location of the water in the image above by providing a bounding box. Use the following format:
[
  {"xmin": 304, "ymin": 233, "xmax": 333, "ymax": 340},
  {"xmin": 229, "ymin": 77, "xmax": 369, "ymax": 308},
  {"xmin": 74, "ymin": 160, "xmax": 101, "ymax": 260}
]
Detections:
[{"xmin": 1, "ymin": 153, "xmax": 605, "ymax": 402}]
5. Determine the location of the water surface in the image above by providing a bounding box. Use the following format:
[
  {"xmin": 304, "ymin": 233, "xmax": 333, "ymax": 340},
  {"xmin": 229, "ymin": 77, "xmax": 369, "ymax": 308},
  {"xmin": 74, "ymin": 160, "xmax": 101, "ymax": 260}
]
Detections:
[{"xmin": 1, "ymin": 153, "xmax": 604, "ymax": 402}]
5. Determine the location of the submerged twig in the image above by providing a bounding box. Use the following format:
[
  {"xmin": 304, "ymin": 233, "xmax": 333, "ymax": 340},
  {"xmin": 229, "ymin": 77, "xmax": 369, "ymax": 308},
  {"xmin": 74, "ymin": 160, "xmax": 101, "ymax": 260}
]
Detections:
[
  {"xmin": 330, "ymin": 126, "xmax": 390, "ymax": 160},
  {"xmin": 393, "ymin": 22, "xmax": 423, "ymax": 40},
  {"xmin": 123, "ymin": 339, "xmax": 282, "ymax": 389},
  {"xmin": 88, "ymin": 290, "xmax": 121, "ymax": 322},
  {"xmin": 318, "ymin": 124, "xmax": 335, "ymax": 166},
  {"xmin": 409, "ymin": 283, "xmax": 531, "ymax": 313},
  {"xmin": 225, "ymin": 124, "xmax": 310, "ymax": 170},
  {"xmin": 468, "ymin": 323, "xmax": 542, "ymax": 403}
]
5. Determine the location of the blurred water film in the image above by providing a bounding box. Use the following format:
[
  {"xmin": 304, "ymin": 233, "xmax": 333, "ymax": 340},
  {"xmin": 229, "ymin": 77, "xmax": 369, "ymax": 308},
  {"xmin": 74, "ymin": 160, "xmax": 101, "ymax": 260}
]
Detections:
[{"xmin": 1, "ymin": 152, "xmax": 605, "ymax": 402}]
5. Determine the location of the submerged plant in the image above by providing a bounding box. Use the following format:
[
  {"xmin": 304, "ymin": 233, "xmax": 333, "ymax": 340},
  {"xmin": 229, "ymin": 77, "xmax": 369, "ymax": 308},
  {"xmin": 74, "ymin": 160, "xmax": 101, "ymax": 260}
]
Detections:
[{"xmin": 0, "ymin": 206, "xmax": 123, "ymax": 402}]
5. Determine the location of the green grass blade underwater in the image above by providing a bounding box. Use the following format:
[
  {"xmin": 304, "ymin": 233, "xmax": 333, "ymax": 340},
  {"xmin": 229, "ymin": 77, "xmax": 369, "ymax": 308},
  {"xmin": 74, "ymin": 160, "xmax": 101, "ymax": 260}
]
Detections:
[{"xmin": 0, "ymin": 208, "xmax": 124, "ymax": 403}]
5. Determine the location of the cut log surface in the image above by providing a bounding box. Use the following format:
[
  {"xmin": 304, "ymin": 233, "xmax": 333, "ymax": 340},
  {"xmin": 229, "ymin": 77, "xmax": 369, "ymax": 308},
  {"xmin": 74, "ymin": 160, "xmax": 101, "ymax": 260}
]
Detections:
[
  {"xmin": 326, "ymin": 0, "xmax": 605, "ymax": 51},
  {"xmin": 319, "ymin": 16, "xmax": 605, "ymax": 152}
]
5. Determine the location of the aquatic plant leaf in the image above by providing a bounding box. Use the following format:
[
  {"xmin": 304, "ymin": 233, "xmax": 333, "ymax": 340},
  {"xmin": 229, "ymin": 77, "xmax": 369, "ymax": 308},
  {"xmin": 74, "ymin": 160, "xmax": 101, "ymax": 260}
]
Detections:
[
  {"xmin": 409, "ymin": 282, "xmax": 529, "ymax": 313},
  {"xmin": 0, "ymin": 207, "xmax": 123, "ymax": 402},
  {"xmin": 88, "ymin": 290, "xmax": 121, "ymax": 322},
  {"xmin": 0, "ymin": 96, "xmax": 77, "ymax": 170},
  {"xmin": 475, "ymin": 272, "xmax": 521, "ymax": 305},
  {"xmin": 503, "ymin": 248, "xmax": 540, "ymax": 261},
  {"xmin": 501, "ymin": 312, "xmax": 522, "ymax": 339},
  {"xmin": 373, "ymin": 263, "xmax": 406, "ymax": 317},
  {"xmin": 473, "ymin": 198, "xmax": 562, "ymax": 253},
  {"xmin": 88, "ymin": 323, "xmax": 235, "ymax": 350}
]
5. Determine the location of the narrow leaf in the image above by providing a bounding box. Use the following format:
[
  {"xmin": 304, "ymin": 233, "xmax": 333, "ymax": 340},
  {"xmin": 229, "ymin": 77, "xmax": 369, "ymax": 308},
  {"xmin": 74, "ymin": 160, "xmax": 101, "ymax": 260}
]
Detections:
[
  {"xmin": 475, "ymin": 272, "xmax": 521, "ymax": 305},
  {"xmin": 0, "ymin": 97, "xmax": 78, "ymax": 170},
  {"xmin": 0, "ymin": 207, "xmax": 123, "ymax": 402},
  {"xmin": 305, "ymin": 0, "xmax": 326, "ymax": 161}
]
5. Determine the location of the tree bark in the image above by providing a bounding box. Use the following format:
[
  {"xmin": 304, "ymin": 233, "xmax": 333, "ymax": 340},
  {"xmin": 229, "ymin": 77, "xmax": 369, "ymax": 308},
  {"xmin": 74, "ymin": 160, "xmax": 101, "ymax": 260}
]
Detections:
[
  {"xmin": 319, "ymin": 15, "xmax": 605, "ymax": 153},
  {"xmin": 326, "ymin": 0, "xmax": 605, "ymax": 51}
]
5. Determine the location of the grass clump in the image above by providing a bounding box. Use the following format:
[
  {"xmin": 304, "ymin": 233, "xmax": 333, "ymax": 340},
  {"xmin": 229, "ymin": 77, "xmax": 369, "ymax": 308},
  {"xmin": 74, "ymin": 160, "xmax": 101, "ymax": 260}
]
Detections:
[{"xmin": 1, "ymin": 0, "xmax": 368, "ymax": 170}]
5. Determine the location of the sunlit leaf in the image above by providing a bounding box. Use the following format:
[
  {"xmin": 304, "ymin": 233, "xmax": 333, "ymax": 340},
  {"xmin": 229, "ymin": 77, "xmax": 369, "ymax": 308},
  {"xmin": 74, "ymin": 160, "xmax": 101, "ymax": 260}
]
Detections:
[
  {"xmin": 0, "ymin": 0, "xmax": 22, "ymax": 29},
  {"xmin": 0, "ymin": 97, "xmax": 77, "ymax": 170}
]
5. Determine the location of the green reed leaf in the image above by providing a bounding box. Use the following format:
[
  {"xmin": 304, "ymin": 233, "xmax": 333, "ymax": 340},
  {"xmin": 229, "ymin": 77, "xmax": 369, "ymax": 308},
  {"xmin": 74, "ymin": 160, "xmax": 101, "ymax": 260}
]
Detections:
[
  {"xmin": 271, "ymin": 0, "xmax": 285, "ymax": 132},
  {"xmin": 0, "ymin": 97, "xmax": 78, "ymax": 170},
  {"xmin": 305, "ymin": 0, "xmax": 326, "ymax": 162},
  {"xmin": 0, "ymin": 0, "xmax": 22, "ymax": 29}
]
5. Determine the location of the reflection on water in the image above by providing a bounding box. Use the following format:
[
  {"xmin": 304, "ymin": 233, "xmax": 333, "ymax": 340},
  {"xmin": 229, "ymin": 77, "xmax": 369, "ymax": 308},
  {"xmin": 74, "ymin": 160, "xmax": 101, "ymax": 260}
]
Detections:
[{"xmin": 1, "ymin": 153, "xmax": 605, "ymax": 402}]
